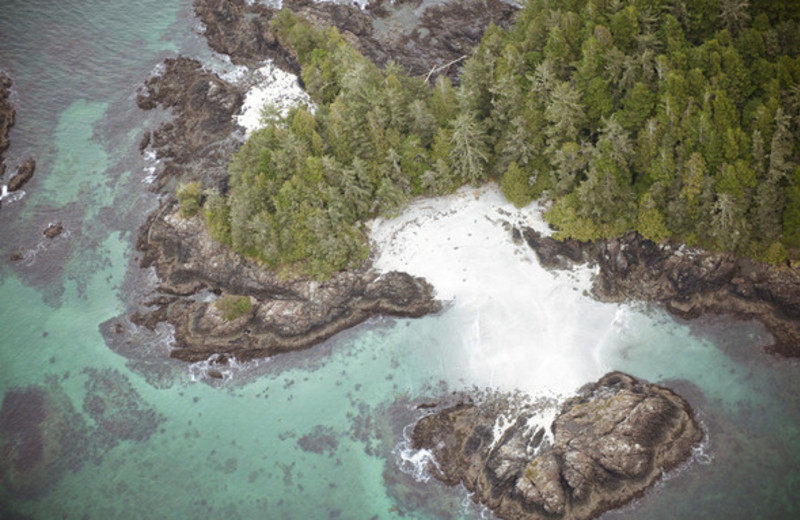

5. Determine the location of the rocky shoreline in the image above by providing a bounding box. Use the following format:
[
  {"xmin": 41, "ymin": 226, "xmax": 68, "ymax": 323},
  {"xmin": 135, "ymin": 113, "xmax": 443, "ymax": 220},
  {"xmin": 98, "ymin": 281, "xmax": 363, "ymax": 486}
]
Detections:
[
  {"xmin": 129, "ymin": 0, "xmax": 514, "ymax": 366},
  {"xmin": 522, "ymin": 229, "xmax": 800, "ymax": 358},
  {"xmin": 194, "ymin": 0, "xmax": 517, "ymax": 80},
  {"xmin": 120, "ymin": 1, "xmax": 796, "ymax": 518},
  {"xmin": 411, "ymin": 372, "xmax": 704, "ymax": 520},
  {"xmin": 132, "ymin": 198, "xmax": 439, "ymax": 363},
  {"xmin": 0, "ymin": 74, "xmax": 36, "ymax": 209},
  {"xmin": 135, "ymin": 56, "xmax": 245, "ymax": 192},
  {"xmin": 0, "ymin": 74, "xmax": 13, "ymax": 179}
]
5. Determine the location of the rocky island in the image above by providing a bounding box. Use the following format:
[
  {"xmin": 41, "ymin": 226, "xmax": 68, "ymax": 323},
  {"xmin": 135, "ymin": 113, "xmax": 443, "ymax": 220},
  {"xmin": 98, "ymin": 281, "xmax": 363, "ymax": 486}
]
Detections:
[
  {"xmin": 0, "ymin": 0, "xmax": 797, "ymax": 518},
  {"xmin": 411, "ymin": 372, "xmax": 704, "ymax": 520},
  {"xmin": 104, "ymin": 0, "xmax": 800, "ymax": 518},
  {"xmin": 123, "ymin": 0, "xmax": 799, "ymax": 513}
]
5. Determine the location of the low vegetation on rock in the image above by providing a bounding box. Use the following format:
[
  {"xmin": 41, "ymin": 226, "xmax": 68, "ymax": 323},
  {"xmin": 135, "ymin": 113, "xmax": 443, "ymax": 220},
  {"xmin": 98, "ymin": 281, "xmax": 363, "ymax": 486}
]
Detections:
[{"xmin": 214, "ymin": 295, "xmax": 253, "ymax": 321}]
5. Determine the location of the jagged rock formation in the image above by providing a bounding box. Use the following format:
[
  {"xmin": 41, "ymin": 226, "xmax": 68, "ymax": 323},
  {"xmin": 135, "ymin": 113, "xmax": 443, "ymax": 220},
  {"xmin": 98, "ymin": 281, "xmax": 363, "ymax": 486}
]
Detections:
[
  {"xmin": 133, "ymin": 200, "xmax": 440, "ymax": 362},
  {"xmin": 136, "ymin": 56, "xmax": 244, "ymax": 191},
  {"xmin": 7, "ymin": 157, "xmax": 35, "ymax": 192},
  {"xmin": 1, "ymin": 75, "xmax": 36, "ymax": 208},
  {"xmin": 522, "ymin": 229, "xmax": 800, "ymax": 357},
  {"xmin": 411, "ymin": 372, "xmax": 703, "ymax": 520}
]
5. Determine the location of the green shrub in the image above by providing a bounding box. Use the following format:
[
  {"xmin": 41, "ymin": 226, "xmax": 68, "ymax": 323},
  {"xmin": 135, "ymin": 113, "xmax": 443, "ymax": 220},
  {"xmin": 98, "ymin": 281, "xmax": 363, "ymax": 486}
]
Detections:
[
  {"xmin": 176, "ymin": 181, "xmax": 203, "ymax": 218},
  {"xmin": 500, "ymin": 161, "xmax": 534, "ymax": 208},
  {"xmin": 214, "ymin": 295, "xmax": 253, "ymax": 321}
]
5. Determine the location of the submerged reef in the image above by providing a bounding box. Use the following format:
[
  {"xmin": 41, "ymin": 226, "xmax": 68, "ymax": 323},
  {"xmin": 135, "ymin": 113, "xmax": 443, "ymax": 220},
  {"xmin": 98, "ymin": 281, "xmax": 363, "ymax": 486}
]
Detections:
[{"xmin": 0, "ymin": 370, "xmax": 164, "ymax": 499}]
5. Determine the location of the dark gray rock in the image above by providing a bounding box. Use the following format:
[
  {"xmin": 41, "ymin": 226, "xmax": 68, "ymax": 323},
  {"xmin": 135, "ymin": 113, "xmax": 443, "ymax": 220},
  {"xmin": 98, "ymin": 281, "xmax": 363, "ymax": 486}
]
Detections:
[
  {"xmin": 132, "ymin": 200, "xmax": 441, "ymax": 362},
  {"xmin": 7, "ymin": 157, "xmax": 35, "ymax": 192},
  {"xmin": 522, "ymin": 229, "xmax": 800, "ymax": 357},
  {"xmin": 43, "ymin": 221, "xmax": 63, "ymax": 239},
  {"xmin": 411, "ymin": 372, "xmax": 703, "ymax": 520},
  {"xmin": 0, "ymin": 73, "xmax": 14, "ymax": 179},
  {"xmin": 135, "ymin": 56, "xmax": 244, "ymax": 192}
]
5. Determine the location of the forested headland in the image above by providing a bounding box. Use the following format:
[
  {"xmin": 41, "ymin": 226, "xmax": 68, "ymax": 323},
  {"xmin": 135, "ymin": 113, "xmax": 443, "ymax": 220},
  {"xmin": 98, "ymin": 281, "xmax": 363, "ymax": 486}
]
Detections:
[{"xmin": 187, "ymin": 0, "xmax": 800, "ymax": 277}]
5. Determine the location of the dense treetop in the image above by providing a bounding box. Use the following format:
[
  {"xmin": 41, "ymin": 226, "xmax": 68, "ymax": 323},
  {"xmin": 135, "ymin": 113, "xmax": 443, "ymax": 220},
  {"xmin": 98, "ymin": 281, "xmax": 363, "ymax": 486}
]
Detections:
[{"xmin": 196, "ymin": 0, "xmax": 800, "ymax": 277}]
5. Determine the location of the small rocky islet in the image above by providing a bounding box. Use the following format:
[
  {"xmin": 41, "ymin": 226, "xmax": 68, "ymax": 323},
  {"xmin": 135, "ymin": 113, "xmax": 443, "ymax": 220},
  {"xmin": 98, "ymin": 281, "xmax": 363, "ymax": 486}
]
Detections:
[{"xmin": 410, "ymin": 372, "xmax": 703, "ymax": 520}]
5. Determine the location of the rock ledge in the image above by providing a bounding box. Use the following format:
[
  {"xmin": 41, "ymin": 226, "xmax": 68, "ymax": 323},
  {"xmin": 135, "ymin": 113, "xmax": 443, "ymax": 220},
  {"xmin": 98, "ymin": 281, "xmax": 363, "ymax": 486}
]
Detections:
[
  {"xmin": 523, "ymin": 229, "xmax": 800, "ymax": 357},
  {"xmin": 133, "ymin": 200, "xmax": 441, "ymax": 362}
]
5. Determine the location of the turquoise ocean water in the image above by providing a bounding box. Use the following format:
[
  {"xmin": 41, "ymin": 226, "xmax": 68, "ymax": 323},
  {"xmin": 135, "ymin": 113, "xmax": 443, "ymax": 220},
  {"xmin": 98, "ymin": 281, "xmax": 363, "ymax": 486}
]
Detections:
[{"xmin": 0, "ymin": 1, "xmax": 798, "ymax": 518}]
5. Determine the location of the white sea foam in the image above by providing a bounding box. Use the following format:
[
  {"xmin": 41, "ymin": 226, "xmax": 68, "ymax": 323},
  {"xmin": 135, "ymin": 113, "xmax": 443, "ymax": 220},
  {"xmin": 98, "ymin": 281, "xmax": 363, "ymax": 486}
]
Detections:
[
  {"xmin": 524, "ymin": 404, "xmax": 558, "ymax": 449},
  {"xmin": 188, "ymin": 353, "xmax": 244, "ymax": 382},
  {"xmin": 0, "ymin": 185, "xmax": 25, "ymax": 205},
  {"xmin": 141, "ymin": 149, "xmax": 159, "ymax": 185},
  {"xmin": 247, "ymin": 0, "xmax": 284, "ymax": 7},
  {"xmin": 210, "ymin": 52, "xmax": 250, "ymax": 84},
  {"xmin": 369, "ymin": 185, "xmax": 618, "ymax": 399},
  {"xmin": 18, "ymin": 240, "xmax": 47, "ymax": 266},
  {"xmin": 489, "ymin": 412, "xmax": 517, "ymax": 450},
  {"xmin": 247, "ymin": 1, "xmax": 372, "ymax": 11},
  {"xmin": 396, "ymin": 423, "xmax": 439, "ymax": 482},
  {"xmin": 312, "ymin": 0, "xmax": 370, "ymax": 9},
  {"xmin": 235, "ymin": 62, "xmax": 312, "ymax": 138}
]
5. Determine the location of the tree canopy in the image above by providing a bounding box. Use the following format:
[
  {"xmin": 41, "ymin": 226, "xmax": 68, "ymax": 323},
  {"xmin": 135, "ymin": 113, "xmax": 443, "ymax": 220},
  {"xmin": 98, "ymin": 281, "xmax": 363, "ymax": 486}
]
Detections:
[{"xmin": 201, "ymin": 1, "xmax": 800, "ymax": 277}]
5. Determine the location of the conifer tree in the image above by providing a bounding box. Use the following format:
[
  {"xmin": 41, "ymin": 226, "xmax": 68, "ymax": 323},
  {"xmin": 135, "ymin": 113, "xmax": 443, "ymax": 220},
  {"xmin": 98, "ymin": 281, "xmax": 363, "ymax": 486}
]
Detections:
[
  {"xmin": 544, "ymin": 81, "xmax": 586, "ymax": 151},
  {"xmin": 449, "ymin": 111, "xmax": 489, "ymax": 185},
  {"xmin": 753, "ymin": 109, "xmax": 795, "ymax": 241}
]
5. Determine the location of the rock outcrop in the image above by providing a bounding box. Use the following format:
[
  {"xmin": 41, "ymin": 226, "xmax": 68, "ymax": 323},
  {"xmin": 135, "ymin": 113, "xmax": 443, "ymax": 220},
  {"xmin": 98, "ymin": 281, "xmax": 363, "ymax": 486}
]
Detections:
[
  {"xmin": 1, "ymin": 75, "xmax": 37, "ymax": 209},
  {"xmin": 133, "ymin": 200, "xmax": 440, "ymax": 362},
  {"xmin": 43, "ymin": 221, "xmax": 63, "ymax": 239},
  {"xmin": 7, "ymin": 157, "xmax": 35, "ymax": 192},
  {"xmin": 411, "ymin": 372, "xmax": 703, "ymax": 520},
  {"xmin": 523, "ymin": 229, "xmax": 800, "ymax": 357},
  {"xmin": 0, "ymin": 74, "xmax": 14, "ymax": 179},
  {"xmin": 136, "ymin": 56, "xmax": 244, "ymax": 191}
]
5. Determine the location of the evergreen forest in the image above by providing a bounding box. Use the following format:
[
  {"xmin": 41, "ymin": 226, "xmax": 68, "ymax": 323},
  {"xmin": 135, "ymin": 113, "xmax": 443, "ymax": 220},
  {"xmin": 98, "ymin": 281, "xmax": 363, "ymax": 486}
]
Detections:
[{"xmin": 194, "ymin": 0, "xmax": 800, "ymax": 277}]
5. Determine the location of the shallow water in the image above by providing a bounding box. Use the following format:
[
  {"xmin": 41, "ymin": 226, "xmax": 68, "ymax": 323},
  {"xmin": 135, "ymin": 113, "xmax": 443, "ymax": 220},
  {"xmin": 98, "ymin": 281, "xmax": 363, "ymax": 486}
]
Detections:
[{"xmin": 1, "ymin": 1, "xmax": 798, "ymax": 519}]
